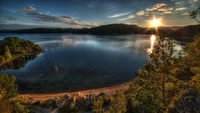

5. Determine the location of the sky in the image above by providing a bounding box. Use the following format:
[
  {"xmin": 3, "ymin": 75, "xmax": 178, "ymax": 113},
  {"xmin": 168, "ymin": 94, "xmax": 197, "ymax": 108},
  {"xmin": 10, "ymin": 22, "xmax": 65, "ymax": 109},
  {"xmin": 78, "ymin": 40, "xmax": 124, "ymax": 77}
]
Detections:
[{"xmin": 0, "ymin": 0, "xmax": 199, "ymax": 29}]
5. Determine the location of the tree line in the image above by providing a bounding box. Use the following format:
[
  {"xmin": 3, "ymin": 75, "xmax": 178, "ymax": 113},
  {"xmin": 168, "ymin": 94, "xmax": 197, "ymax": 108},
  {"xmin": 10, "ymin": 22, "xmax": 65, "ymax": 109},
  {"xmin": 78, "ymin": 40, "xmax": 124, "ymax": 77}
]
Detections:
[{"xmin": 0, "ymin": 37, "xmax": 41, "ymax": 63}]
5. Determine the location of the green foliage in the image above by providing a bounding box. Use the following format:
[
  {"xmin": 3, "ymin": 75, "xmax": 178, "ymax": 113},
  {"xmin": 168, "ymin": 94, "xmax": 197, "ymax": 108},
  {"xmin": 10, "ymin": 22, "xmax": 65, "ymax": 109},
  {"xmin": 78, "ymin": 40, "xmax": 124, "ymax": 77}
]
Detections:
[
  {"xmin": 0, "ymin": 73, "xmax": 28, "ymax": 113},
  {"xmin": 68, "ymin": 102, "xmax": 78, "ymax": 112},
  {"xmin": 92, "ymin": 91, "xmax": 126, "ymax": 113},
  {"xmin": 190, "ymin": 74, "xmax": 200, "ymax": 95},
  {"xmin": 0, "ymin": 36, "xmax": 42, "ymax": 55},
  {"xmin": 0, "ymin": 73, "xmax": 17, "ymax": 100},
  {"xmin": 32, "ymin": 100, "xmax": 52, "ymax": 108},
  {"xmin": 0, "ymin": 56, "xmax": 5, "ymax": 63},
  {"xmin": 91, "ymin": 34, "xmax": 200, "ymax": 113},
  {"xmin": 92, "ymin": 95, "xmax": 109, "ymax": 113},
  {"xmin": 107, "ymin": 90, "xmax": 126, "ymax": 113},
  {"xmin": 4, "ymin": 45, "xmax": 11, "ymax": 60}
]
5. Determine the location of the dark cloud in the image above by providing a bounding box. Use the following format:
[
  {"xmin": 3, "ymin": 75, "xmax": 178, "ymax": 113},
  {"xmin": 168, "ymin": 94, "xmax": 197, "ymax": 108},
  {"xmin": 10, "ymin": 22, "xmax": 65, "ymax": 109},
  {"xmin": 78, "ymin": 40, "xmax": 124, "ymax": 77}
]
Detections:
[
  {"xmin": 6, "ymin": 16, "xmax": 18, "ymax": 21},
  {"xmin": 26, "ymin": 12, "xmax": 99, "ymax": 27}
]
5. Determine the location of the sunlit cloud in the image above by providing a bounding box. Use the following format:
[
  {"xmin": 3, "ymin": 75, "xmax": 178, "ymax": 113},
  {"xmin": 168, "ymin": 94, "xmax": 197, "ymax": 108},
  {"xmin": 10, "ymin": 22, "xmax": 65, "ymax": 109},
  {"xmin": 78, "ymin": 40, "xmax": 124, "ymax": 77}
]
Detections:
[
  {"xmin": 107, "ymin": 12, "xmax": 129, "ymax": 18},
  {"xmin": 158, "ymin": 7, "xmax": 173, "ymax": 12},
  {"xmin": 19, "ymin": 6, "xmax": 36, "ymax": 12},
  {"xmin": 118, "ymin": 15, "xmax": 135, "ymax": 21},
  {"xmin": 136, "ymin": 11, "xmax": 145, "ymax": 15},
  {"xmin": 146, "ymin": 3, "xmax": 168, "ymax": 11},
  {"xmin": 164, "ymin": 11, "xmax": 173, "ymax": 14},
  {"xmin": 154, "ymin": 3, "xmax": 167, "ymax": 8},
  {"xmin": 176, "ymin": 7, "xmax": 187, "ymax": 11},
  {"xmin": 146, "ymin": 8, "xmax": 157, "ymax": 11},
  {"xmin": 80, "ymin": 21, "xmax": 100, "ymax": 27}
]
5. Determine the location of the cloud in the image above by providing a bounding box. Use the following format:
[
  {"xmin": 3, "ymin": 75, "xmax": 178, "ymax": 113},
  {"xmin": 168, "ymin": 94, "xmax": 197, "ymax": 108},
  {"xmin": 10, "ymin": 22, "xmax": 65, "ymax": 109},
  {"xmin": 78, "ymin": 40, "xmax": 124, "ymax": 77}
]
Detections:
[
  {"xmin": 88, "ymin": 3, "xmax": 96, "ymax": 8},
  {"xmin": 154, "ymin": 3, "xmax": 167, "ymax": 8},
  {"xmin": 175, "ymin": 2, "xmax": 181, "ymax": 4},
  {"xmin": 136, "ymin": 11, "xmax": 145, "ymax": 15},
  {"xmin": 80, "ymin": 22, "xmax": 100, "ymax": 27},
  {"xmin": 158, "ymin": 7, "xmax": 173, "ymax": 12},
  {"xmin": 176, "ymin": 7, "xmax": 187, "ymax": 11},
  {"xmin": 188, "ymin": 0, "xmax": 198, "ymax": 3},
  {"xmin": 0, "ymin": 20, "xmax": 5, "ymax": 24},
  {"xmin": 19, "ymin": 6, "xmax": 36, "ymax": 12},
  {"xmin": 107, "ymin": 12, "xmax": 129, "ymax": 18},
  {"xmin": 182, "ymin": 12, "xmax": 189, "ymax": 15},
  {"xmin": 118, "ymin": 15, "xmax": 135, "ymax": 21},
  {"xmin": 26, "ymin": 12, "xmax": 98, "ymax": 27},
  {"xmin": 164, "ymin": 11, "xmax": 173, "ymax": 14},
  {"xmin": 6, "ymin": 16, "xmax": 18, "ymax": 21},
  {"xmin": 146, "ymin": 7, "xmax": 157, "ymax": 11},
  {"xmin": 174, "ymin": 1, "xmax": 185, "ymax": 5},
  {"xmin": 146, "ymin": 3, "xmax": 168, "ymax": 11}
]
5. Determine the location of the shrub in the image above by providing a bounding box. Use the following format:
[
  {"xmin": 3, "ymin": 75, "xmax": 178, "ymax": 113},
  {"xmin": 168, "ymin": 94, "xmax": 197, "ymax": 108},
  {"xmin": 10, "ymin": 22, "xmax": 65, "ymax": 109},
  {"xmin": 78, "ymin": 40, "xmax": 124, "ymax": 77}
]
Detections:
[{"xmin": 0, "ymin": 56, "xmax": 5, "ymax": 63}]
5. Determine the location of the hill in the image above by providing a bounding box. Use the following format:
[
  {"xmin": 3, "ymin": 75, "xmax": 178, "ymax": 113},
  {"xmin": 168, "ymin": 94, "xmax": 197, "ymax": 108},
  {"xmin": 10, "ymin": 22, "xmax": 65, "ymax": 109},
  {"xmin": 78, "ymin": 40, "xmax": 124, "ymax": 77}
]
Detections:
[
  {"xmin": 89, "ymin": 24, "xmax": 143, "ymax": 34},
  {"xmin": 168, "ymin": 25, "xmax": 200, "ymax": 41},
  {"xmin": 0, "ymin": 24, "xmax": 199, "ymax": 42},
  {"xmin": 0, "ymin": 24, "xmax": 172, "ymax": 35},
  {"xmin": 0, "ymin": 28, "xmax": 89, "ymax": 34}
]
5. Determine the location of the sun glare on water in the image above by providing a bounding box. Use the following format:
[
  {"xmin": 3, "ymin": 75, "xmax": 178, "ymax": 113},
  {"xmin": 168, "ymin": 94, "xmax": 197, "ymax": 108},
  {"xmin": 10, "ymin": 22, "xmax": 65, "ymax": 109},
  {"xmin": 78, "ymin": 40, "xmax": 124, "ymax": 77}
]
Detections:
[{"xmin": 147, "ymin": 35, "xmax": 156, "ymax": 54}]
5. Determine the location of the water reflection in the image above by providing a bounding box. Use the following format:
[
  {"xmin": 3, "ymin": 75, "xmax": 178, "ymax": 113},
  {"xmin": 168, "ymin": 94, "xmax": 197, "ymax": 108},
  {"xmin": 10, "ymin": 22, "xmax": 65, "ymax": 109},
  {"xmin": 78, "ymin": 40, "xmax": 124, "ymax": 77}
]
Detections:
[
  {"xmin": 0, "ymin": 55, "xmax": 36, "ymax": 71},
  {"xmin": 147, "ymin": 35, "xmax": 156, "ymax": 54},
  {"xmin": 0, "ymin": 34, "xmax": 184, "ymax": 93}
]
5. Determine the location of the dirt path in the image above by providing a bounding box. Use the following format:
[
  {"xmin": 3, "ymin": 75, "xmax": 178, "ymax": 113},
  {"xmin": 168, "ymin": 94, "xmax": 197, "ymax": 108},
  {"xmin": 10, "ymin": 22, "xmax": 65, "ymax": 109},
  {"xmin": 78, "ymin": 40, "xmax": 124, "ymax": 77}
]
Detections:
[{"xmin": 18, "ymin": 83, "xmax": 130, "ymax": 103}]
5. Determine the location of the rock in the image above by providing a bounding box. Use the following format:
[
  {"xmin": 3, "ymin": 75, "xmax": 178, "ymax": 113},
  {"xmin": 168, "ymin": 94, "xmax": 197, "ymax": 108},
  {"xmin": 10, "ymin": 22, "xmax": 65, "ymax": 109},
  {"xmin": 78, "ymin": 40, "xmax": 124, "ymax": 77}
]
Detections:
[{"xmin": 176, "ymin": 90, "xmax": 200, "ymax": 113}]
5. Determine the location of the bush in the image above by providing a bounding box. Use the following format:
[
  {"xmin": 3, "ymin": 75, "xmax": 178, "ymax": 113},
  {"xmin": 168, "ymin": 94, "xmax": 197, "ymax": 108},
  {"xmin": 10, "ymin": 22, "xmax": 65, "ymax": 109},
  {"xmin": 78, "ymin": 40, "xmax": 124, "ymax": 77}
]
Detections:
[
  {"xmin": 0, "ymin": 56, "xmax": 5, "ymax": 63},
  {"xmin": 4, "ymin": 45, "xmax": 11, "ymax": 60}
]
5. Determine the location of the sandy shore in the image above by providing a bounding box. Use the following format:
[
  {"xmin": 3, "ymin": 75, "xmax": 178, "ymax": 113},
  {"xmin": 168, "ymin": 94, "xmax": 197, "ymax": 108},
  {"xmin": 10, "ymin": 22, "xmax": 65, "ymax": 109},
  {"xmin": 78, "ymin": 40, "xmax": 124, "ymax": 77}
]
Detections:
[{"xmin": 18, "ymin": 82, "xmax": 130, "ymax": 102}]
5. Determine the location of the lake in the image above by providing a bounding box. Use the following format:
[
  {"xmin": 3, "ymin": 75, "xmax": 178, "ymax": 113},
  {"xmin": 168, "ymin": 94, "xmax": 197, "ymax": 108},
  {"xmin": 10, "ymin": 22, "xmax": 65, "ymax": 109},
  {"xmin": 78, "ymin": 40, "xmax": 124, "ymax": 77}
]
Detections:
[{"xmin": 0, "ymin": 34, "xmax": 183, "ymax": 93}]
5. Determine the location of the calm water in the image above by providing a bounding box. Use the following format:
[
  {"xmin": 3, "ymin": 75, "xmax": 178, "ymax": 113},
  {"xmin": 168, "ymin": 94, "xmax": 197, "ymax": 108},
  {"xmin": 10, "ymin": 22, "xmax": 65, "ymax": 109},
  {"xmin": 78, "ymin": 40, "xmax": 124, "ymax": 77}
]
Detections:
[{"xmin": 0, "ymin": 34, "xmax": 182, "ymax": 93}]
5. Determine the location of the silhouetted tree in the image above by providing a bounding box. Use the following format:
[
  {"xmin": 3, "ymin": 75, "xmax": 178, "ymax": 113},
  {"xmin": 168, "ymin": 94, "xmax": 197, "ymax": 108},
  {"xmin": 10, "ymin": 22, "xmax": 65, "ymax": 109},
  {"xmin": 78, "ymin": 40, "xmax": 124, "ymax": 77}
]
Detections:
[{"xmin": 188, "ymin": 7, "xmax": 200, "ymax": 24}]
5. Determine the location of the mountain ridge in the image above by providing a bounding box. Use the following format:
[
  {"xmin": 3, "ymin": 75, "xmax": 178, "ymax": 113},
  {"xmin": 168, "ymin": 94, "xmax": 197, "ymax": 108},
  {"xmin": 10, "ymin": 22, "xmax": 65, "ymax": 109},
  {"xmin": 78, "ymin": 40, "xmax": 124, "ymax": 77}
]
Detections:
[{"xmin": 0, "ymin": 24, "xmax": 199, "ymax": 41}]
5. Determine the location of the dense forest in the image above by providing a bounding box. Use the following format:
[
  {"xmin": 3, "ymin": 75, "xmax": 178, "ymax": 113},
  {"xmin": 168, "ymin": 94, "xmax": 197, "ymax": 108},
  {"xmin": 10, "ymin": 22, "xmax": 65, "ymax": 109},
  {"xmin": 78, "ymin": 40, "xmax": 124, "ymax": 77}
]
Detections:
[
  {"xmin": 0, "ymin": 34, "xmax": 200, "ymax": 113},
  {"xmin": 0, "ymin": 37, "xmax": 42, "ymax": 63}
]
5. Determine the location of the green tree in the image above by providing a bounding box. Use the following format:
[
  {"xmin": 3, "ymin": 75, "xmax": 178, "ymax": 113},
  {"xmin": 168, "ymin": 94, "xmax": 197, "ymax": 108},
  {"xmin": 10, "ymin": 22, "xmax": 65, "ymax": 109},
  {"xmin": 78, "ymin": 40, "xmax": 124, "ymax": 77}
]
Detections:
[
  {"xmin": 4, "ymin": 45, "xmax": 11, "ymax": 60},
  {"xmin": 0, "ymin": 73, "xmax": 28, "ymax": 113},
  {"xmin": 125, "ymin": 35, "xmax": 185, "ymax": 113},
  {"xmin": 148, "ymin": 36, "xmax": 177, "ymax": 105}
]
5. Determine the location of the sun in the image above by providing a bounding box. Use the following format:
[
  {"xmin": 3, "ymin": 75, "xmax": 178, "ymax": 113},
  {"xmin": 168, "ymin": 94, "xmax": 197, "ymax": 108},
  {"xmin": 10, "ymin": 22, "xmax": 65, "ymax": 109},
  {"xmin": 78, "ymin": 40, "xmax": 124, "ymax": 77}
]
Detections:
[{"xmin": 149, "ymin": 17, "xmax": 161, "ymax": 28}]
